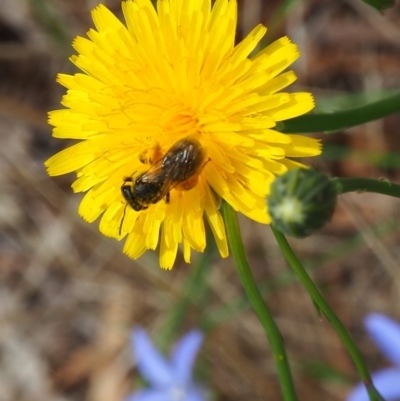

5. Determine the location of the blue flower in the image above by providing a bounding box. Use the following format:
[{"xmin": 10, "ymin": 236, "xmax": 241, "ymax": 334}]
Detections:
[
  {"xmin": 126, "ymin": 327, "xmax": 206, "ymax": 401},
  {"xmin": 347, "ymin": 313, "xmax": 400, "ymax": 401}
]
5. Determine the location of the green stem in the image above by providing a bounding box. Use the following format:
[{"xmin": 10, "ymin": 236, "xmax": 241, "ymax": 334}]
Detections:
[
  {"xmin": 271, "ymin": 225, "xmax": 385, "ymax": 401},
  {"xmin": 223, "ymin": 202, "xmax": 298, "ymax": 401},
  {"xmin": 332, "ymin": 177, "xmax": 400, "ymax": 198},
  {"xmin": 277, "ymin": 91, "xmax": 400, "ymax": 133}
]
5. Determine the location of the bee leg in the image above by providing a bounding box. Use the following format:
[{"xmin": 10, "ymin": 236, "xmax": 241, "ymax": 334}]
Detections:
[
  {"xmin": 153, "ymin": 143, "xmax": 163, "ymax": 164},
  {"xmin": 166, "ymin": 192, "xmax": 170, "ymax": 204},
  {"xmin": 180, "ymin": 175, "xmax": 199, "ymax": 191},
  {"xmin": 119, "ymin": 204, "xmax": 128, "ymax": 236}
]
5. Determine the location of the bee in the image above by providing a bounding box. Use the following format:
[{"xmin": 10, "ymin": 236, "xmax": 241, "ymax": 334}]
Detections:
[{"xmin": 121, "ymin": 137, "xmax": 207, "ymax": 216}]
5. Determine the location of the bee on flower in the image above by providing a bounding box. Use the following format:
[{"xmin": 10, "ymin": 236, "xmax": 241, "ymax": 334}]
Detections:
[{"xmin": 45, "ymin": 0, "xmax": 321, "ymax": 268}]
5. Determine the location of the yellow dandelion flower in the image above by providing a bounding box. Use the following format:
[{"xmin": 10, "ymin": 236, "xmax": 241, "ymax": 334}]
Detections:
[{"xmin": 45, "ymin": 0, "xmax": 321, "ymax": 269}]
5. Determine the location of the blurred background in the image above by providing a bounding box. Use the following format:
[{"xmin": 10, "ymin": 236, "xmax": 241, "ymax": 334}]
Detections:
[{"xmin": 1, "ymin": 0, "xmax": 400, "ymax": 400}]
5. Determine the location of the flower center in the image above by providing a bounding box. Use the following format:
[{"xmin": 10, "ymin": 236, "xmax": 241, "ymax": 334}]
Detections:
[
  {"xmin": 163, "ymin": 111, "xmax": 200, "ymax": 142},
  {"xmin": 168, "ymin": 384, "xmax": 187, "ymax": 401}
]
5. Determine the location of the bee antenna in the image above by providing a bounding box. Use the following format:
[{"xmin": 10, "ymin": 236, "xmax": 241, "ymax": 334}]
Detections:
[{"xmin": 119, "ymin": 204, "xmax": 128, "ymax": 236}]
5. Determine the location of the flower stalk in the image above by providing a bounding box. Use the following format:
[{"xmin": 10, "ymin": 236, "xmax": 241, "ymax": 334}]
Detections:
[
  {"xmin": 348, "ymin": 314, "xmax": 400, "ymax": 401},
  {"xmin": 223, "ymin": 202, "xmax": 298, "ymax": 401},
  {"xmin": 332, "ymin": 177, "xmax": 400, "ymax": 198},
  {"xmin": 270, "ymin": 225, "xmax": 385, "ymax": 401}
]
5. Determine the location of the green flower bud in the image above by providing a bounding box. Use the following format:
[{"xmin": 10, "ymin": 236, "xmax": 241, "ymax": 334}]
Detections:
[{"xmin": 267, "ymin": 168, "xmax": 337, "ymax": 238}]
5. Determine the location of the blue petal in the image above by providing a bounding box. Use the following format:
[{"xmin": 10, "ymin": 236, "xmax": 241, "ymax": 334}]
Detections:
[
  {"xmin": 185, "ymin": 386, "xmax": 207, "ymax": 401},
  {"xmin": 125, "ymin": 389, "xmax": 174, "ymax": 401},
  {"xmin": 170, "ymin": 330, "xmax": 204, "ymax": 382},
  {"xmin": 365, "ymin": 314, "xmax": 400, "ymax": 365},
  {"xmin": 347, "ymin": 368, "xmax": 400, "ymax": 401},
  {"xmin": 132, "ymin": 327, "xmax": 174, "ymax": 387}
]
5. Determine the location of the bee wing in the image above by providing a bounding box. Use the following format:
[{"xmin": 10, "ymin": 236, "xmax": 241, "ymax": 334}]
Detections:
[
  {"xmin": 138, "ymin": 163, "xmax": 165, "ymax": 183},
  {"xmin": 162, "ymin": 142, "xmax": 204, "ymax": 182},
  {"xmin": 141, "ymin": 156, "xmax": 187, "ymax": 187},
  {"xmin": 138, "ymin": 163, "xmax": 177, "ymax": 200}
]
